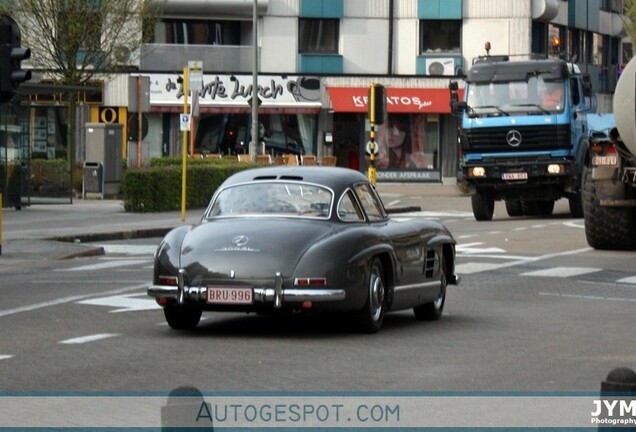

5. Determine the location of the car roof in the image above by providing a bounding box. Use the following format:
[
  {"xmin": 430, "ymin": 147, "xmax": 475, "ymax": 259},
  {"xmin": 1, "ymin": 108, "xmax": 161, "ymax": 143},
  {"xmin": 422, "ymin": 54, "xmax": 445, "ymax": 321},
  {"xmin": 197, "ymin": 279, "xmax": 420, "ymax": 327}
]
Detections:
[{"xmin": 220, "ymin": 166, "xmax": 370, "ymax": 192}]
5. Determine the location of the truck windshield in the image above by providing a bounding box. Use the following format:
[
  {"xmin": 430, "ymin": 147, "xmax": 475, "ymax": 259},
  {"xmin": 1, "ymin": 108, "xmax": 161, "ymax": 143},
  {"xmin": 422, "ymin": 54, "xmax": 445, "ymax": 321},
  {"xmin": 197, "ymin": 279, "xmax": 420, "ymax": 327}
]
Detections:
[{"xmin": 466, "ymin": 76, "xmax": 565, "ymax": 116}]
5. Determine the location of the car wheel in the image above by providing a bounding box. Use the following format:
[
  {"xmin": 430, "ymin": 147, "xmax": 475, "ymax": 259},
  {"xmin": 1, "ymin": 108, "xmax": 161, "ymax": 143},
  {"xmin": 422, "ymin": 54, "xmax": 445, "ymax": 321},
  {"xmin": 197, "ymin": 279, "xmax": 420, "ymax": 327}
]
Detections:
[
  {"xmin": 413, "ymin": 256, "xmax": 447, "ymax": 321},
  {"xmin": 164, "ymin": 304, "xmax": 203, "ymax": 330},
  {"xmin": 354, "ymin": 257, "xmax": 386, "ymax": 333}
]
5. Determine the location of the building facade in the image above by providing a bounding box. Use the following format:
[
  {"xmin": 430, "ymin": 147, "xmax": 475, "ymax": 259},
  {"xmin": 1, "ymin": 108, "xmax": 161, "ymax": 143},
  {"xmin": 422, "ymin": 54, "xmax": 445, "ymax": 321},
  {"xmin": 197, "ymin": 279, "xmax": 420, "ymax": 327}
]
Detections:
[{"xmin": 20, "ymin": 0, "xmax": 628, "ymax": 186}]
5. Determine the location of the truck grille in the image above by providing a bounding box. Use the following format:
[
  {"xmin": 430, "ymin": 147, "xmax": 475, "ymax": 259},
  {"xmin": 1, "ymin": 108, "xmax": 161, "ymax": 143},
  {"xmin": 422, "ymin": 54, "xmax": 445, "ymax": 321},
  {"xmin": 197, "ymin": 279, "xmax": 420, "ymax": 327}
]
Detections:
[{"xmin": 464, "ymin": 125, "xmax": 571, "ymax": 152}]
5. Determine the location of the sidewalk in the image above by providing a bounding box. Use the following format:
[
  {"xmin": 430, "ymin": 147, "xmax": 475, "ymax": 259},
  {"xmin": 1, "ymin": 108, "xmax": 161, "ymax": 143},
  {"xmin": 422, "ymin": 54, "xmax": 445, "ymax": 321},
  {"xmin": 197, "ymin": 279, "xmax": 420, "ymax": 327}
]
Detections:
[{"xmin": 0, "ymin": 183, "xmax": 464, "ymax": 262}]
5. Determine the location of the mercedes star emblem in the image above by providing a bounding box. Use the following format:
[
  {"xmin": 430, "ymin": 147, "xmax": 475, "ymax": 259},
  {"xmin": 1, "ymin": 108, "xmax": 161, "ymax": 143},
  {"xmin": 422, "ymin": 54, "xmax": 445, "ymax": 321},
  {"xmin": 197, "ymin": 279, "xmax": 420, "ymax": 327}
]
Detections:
[
  {"xmin": 506, "ymin": 130, "xmax": 522, "ymax": 147},
  {"xmin": 232, "ymin": 235, "xmax": 249, "ymax": 247}
]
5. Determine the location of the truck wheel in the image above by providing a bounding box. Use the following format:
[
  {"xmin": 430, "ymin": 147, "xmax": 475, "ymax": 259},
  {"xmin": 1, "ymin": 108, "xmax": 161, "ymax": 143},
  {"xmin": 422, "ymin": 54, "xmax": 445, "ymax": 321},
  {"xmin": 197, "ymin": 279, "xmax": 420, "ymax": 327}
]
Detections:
[
  {"xmin": 568, "ymin": 193, "xmax": 584, "ymax": 218},
  {"xmin": 536, "ymin": 200, "xmax": 555, "ymax": 216},
  {"xmin": 505, "ymin": 200, "xmax": 523, "ymax": 217},
  {"xmin": 583, "ymin": 166, "xmax": 636, "ymax": 250},
  {"xmin": 471, "ymin": 192, "xmax": 494, "ymax": 221},
  {"xmin": 521, "ymin": 200, "xmax": 539, "ymax": 216}
]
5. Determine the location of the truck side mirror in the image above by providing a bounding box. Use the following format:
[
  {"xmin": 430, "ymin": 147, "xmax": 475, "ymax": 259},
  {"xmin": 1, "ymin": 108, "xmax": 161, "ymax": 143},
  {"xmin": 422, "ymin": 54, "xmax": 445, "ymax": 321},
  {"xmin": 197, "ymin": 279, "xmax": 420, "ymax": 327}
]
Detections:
[{"xmin": 449, "ymin": 81, "xmax": 466, "ymax": 115}]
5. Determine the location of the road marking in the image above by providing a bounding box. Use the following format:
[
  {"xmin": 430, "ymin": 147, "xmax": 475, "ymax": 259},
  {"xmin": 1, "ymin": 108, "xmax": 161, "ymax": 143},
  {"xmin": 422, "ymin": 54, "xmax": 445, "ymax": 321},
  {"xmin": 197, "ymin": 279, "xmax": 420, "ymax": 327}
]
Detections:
[
  {"xmin": 0, "ymin": 284, "xmax": 148, "ymax": 318},
  {"xmin": 456, "ymin": 247, "xmax": 593, "ymax": 275},
  {"xmin": 77, "ymin": 293, "xmax": 160, "ymax": 313},
  {"xmin": 540, "ymin": 292, "xmax": 636, "ymax": 303},
  {"xmin": 455, "ymin": 262, "xmax": 502, "ymax": 274},
  {"xmin": 56, "ymin": 259, "xmax": 150, "ymax": 272},
  {"xmin": 59, "ymin": 334, "xmax": 119, "ymax": 344},
  {"xmin": 95, "ymin": 245, "xmax": 157, "ymax": 255},
  {"xmin": 616, "ymin": 276, "xmax": 636, "ymax": 284},
  {"xmin": 0, "ymin": 355, "xmax": 14, "ymax": 361},
  {"xmin": 456, "ymin": 242, "xmax": 506, "ymax": 254},
  {"xmin": 521, "ymin": 267, "xmax": 602, "ymax": 278}
]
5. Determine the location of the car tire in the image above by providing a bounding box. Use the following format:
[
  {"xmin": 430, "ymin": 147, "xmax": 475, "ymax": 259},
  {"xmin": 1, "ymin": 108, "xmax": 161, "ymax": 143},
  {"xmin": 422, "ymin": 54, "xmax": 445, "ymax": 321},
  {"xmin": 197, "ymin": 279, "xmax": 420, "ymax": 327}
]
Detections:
[
  {"xmin": 164, "ymin": 304, "xmax": 203, "ymax": 330},
  {"xmin": 413, "ymin": 255, "xmax": 447, "ymax": 321},
  {"xmin": 354, "ymin": 257, "xmax": 386, "ymax": 334}
]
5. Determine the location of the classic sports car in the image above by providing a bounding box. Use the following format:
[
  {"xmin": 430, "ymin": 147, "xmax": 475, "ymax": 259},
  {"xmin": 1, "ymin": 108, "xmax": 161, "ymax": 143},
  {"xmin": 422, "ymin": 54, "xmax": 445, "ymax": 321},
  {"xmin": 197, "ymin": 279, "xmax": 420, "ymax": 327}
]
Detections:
[{"xmin": 148, "ymin": 166, "xmax": 459, "ymax": 333}]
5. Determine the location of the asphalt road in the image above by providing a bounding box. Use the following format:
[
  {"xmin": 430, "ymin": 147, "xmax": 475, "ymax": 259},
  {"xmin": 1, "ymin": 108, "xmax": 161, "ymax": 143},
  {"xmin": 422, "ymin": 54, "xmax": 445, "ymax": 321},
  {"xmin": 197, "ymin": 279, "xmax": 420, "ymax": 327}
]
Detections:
[{"xmin": 0, "ymin": 194, "xmax": 633, "ymax": 396}]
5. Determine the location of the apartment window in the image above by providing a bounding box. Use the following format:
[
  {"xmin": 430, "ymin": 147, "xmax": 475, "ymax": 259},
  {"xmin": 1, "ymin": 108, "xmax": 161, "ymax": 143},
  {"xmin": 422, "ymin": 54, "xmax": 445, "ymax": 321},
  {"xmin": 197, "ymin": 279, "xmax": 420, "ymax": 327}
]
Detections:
[
  {"xmin": 298, "ymin": 19, "xmax": 339, "ymax": 54},
  {"xmin": 420, "ymin": 20, "xmax": 460, "ymax": 54},
  {"xmin": 154, "ymin": 20, "xmax": 242, "ymax": 45}
]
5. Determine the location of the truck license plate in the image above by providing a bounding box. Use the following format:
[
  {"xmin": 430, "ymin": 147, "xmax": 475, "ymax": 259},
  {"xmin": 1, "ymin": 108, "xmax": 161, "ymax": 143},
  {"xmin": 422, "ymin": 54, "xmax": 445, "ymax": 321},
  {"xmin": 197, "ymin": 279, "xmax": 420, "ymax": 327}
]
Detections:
[
  {"xmin": 207, "ymin": 287, "xmax": 253, "ymax": 304},
  {"xmin": 502, "ymin": 172, "xmax": 528, "ymax": 180},
  {"xmin": 592, "ymin": 155, "xmax": 618, "ymax": 166}
]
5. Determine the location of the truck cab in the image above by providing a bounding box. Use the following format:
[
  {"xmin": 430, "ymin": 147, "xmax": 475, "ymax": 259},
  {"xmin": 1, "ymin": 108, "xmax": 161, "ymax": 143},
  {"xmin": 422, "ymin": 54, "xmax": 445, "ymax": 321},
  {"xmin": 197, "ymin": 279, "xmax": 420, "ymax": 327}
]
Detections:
[{"xmin": 451, "ymin": 57, "xmax": 592, "ymax": 220}]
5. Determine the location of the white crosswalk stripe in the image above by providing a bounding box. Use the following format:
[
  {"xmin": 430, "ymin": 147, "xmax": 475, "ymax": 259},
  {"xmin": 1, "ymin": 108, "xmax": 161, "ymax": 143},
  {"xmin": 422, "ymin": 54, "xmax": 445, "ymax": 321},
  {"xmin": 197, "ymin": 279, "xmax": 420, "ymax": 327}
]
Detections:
[{"xmin": 521, "ymin": 267, "xmax": 602, "ymax": 278}]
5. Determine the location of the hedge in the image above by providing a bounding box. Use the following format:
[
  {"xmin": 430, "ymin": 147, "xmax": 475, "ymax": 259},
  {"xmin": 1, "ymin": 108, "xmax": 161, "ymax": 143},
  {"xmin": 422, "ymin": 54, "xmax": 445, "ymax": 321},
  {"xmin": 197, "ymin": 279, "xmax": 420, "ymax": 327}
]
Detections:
[{"xmin": 121, "ymin": 159, "xmax": 255, "ymax": 212}]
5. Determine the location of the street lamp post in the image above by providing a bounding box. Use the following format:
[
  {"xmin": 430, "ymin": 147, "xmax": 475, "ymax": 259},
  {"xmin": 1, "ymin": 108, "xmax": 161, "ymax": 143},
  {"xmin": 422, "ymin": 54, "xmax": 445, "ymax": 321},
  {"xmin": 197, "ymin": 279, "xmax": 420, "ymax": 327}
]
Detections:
[{"xmin": 250, "ymin": 0, "xmax": 259, "ymax": 162}]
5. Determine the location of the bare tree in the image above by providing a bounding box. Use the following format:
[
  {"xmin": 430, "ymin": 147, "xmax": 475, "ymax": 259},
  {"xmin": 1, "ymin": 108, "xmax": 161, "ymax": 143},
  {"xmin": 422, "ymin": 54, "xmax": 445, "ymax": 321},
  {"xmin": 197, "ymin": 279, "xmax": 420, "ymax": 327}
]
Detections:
[
  {"xmin": 0, "ymin": 0, "xmax": 164, "ymax": 200},
  {"xmin": 2, "ymin": 0, "xmax": 164, "ymax": 84}
]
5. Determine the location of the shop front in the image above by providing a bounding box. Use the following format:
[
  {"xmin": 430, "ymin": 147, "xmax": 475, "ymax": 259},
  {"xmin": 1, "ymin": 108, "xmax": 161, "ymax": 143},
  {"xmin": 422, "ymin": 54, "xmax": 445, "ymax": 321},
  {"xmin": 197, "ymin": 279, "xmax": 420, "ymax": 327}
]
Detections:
[
  {"xmin": 147, "ymin": 74, "xmax": 323, "ymax": 159},
  {"xmin": 326, "ymin": 86, "xmax": 461, "ymax": 183}
]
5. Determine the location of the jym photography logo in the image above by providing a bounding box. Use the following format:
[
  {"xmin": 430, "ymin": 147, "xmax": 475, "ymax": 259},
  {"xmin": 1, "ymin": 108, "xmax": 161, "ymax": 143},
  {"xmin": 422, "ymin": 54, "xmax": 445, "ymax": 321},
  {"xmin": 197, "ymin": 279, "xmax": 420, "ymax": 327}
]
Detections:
[{"xmin": 591, "ymin": 398, "xmax": 636, "ymax": 427}]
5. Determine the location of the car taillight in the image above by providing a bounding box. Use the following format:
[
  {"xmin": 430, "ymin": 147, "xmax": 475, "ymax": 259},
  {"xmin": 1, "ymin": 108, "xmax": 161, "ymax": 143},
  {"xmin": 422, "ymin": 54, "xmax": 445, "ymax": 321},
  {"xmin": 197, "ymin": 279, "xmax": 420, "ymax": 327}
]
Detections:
[
  {"xmin": 294, "ymin": 277, "xmax": 327, "ymax": 286},
  {"xmin": 158, "ymin": 275, "xmax": 178, "ymax": 286}
]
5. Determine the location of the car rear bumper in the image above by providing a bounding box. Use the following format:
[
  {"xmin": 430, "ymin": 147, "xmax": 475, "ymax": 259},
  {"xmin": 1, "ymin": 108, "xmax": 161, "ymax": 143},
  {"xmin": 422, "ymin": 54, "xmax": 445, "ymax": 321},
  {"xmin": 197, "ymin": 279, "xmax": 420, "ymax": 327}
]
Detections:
[{"xmin": 147, "ymin": 285, "xmax": 346, "ymax": 305}]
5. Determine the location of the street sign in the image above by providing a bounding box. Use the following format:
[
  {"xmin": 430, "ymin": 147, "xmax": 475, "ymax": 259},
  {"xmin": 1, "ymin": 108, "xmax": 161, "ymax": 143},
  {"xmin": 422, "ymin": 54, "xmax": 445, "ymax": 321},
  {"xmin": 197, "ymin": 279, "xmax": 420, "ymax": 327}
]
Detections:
[
  {"xmin": 188, "ymin": 60, "xmax": 203, "ymax": 91},
  {"xmin": 180, "ymin": 113, "xmax": 191, "ymax": 131}
]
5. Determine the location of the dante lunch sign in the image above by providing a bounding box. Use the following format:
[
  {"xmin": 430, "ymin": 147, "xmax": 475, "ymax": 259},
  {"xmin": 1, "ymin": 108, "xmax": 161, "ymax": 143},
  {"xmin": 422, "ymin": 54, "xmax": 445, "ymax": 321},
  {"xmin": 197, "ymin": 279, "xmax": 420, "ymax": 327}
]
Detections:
[{"xmin": 148, "ymin": 74, "xmax": 322, "ymax": 108}]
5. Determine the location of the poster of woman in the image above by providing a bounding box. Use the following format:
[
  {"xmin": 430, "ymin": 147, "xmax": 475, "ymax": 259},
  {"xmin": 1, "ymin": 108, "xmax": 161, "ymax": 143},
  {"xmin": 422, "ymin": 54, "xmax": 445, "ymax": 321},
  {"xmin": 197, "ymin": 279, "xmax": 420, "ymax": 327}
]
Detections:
[{"xmin": 376, "ymin": 115, "xmax": 429, "ymax": 170}]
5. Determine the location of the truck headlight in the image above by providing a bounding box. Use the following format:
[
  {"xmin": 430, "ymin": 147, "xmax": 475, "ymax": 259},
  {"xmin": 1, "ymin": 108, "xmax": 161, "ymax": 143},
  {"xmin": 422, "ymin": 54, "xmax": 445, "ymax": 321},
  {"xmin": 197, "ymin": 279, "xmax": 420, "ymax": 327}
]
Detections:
[
  {"xmin": 468, "ymin": 167, "xmax": 486, "ymax": 177},
  {"xmin": 547, "ymin": 164, "xmax": 565, "ymax": 174}
]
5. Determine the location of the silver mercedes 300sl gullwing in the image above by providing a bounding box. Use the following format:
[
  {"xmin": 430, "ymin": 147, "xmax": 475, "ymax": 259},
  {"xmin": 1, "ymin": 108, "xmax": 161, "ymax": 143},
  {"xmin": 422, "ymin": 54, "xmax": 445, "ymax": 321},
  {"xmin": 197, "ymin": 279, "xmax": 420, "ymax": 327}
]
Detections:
[{"xmin": 148, "ymin": 166, "xmax": 459, "ymax": 333}]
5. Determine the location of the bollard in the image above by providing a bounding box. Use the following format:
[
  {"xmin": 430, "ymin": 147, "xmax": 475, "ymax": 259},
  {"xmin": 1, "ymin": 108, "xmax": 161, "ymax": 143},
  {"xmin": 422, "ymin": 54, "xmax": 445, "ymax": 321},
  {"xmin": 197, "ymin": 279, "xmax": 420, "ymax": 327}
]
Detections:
[
  {"xmin": 601, "ymin": 367, "xmax": 636, "ymax": 393},
  {"xmin": 597, "ymin": 367, "xmax": 636, "ymax": 431}
]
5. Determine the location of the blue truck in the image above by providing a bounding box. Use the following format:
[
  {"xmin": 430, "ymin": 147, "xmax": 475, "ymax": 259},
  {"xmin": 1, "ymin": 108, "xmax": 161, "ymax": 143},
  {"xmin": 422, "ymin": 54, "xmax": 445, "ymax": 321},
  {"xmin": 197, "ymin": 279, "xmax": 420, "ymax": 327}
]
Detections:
[{"xmin": 450, "ymin": 56, "xmax": 598, "ymax": 221}]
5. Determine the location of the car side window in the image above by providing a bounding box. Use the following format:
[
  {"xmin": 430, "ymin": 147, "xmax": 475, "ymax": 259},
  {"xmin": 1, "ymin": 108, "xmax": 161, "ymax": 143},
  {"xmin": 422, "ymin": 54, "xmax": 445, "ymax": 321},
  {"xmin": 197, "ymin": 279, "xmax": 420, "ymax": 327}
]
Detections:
[
  {"xmin": 354, "ymin": 183, "xmax": 385, "ymax": 221},
  {"xmin": 338, "ymin": 190, "xmax": 365, "ymax": 222}
]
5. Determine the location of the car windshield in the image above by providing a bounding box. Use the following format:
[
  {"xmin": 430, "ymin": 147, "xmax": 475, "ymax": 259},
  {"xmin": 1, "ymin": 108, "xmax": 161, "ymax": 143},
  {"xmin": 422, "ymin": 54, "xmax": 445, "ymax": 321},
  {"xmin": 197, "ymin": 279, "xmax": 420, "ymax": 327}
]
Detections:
[{"xmin": 206, "ymin": 181, "xmax": 333, "ymax": 219}]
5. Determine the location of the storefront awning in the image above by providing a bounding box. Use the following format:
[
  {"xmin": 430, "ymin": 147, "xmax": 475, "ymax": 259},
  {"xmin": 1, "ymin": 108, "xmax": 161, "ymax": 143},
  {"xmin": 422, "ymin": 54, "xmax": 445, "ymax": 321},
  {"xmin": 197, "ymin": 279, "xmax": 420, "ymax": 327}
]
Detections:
[{"xmin": 327, "ymin": 87, "xmax": 463, "ymax": 114}]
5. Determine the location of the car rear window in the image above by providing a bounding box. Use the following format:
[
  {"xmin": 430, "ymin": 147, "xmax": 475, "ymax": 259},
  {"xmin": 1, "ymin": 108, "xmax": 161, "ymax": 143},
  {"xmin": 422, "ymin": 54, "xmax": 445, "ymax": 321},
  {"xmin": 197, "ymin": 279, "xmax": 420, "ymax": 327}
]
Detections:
[{"xmin": 206, "ymin": 182, "xmax": 333, "ymax": 219}]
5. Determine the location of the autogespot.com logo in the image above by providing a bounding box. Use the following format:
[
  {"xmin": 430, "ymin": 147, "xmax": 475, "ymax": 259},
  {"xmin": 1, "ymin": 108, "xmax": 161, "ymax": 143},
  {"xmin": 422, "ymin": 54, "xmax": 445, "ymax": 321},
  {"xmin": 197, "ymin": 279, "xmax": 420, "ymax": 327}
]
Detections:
[{"xmin": 591, "ymin": 399, "xmax": 636, "ymax": 426}]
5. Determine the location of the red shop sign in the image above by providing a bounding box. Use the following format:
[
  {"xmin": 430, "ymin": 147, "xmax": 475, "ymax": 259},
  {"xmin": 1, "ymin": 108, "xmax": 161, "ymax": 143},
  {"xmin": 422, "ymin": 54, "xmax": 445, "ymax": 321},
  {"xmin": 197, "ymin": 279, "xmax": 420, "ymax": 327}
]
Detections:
[{"xmin": 327, "ymin": 87, "xmax": 463, "ymax": 114}]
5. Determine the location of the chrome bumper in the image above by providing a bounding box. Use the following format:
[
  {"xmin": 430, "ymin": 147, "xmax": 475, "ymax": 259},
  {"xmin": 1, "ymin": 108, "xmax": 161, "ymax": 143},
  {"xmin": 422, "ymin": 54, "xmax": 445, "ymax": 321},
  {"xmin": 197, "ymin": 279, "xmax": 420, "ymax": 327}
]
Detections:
[
  {"xmin": 148, "ymin": 271, "xmax": 345, "ymax": 308},
  {"xmin": 147, "ymin": 285, "xmax": 346, "ymax": 303}
]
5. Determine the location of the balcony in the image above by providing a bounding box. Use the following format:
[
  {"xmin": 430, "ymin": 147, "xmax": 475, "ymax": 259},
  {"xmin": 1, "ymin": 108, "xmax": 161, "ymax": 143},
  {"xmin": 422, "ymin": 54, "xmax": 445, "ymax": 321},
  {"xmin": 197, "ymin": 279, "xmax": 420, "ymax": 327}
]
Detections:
[{"xmin": 140, "ymin": 44, "xmax": 258, "ymax": 73}]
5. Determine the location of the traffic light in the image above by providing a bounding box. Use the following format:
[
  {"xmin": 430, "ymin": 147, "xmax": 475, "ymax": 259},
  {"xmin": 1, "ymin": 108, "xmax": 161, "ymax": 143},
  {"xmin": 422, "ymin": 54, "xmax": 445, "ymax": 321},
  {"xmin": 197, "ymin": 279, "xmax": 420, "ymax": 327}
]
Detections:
[
  {"xmin": 368, "ymin": 83, "xmax": 386, "ymax": 125},
  {"xmin": 0, "ymin": 15, "xmax": 31, "ymax": 103}
]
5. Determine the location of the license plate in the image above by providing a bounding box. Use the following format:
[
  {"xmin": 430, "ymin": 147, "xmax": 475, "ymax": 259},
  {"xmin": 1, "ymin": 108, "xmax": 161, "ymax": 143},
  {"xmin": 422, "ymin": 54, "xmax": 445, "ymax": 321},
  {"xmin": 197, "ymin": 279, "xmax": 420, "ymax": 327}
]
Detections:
[
  {"xmin": 207, "ymin": 287, "xmax": 253, "ymax": 305},
  {"xmin": 502, "ymin": 172, "xmax": 528, "ymax": 180},
  {"xmin": 592, "ymin": 155, "xmax": 618, "ymax": 166}
]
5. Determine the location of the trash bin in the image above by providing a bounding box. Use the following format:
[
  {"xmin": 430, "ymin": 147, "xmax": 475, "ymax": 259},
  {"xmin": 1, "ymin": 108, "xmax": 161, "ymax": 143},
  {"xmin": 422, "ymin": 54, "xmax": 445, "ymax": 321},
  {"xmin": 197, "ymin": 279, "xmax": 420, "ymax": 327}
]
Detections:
[{"xmin": 83, "ymin": 162, "xmax": 103, "ymax": 198}]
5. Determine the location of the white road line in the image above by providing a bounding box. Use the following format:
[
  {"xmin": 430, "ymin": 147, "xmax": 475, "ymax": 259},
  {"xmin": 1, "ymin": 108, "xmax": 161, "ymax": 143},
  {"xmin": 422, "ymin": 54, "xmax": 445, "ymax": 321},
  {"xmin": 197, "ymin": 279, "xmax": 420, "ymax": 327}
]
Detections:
[
  {"xmin": 96, "ymin": 245, "xmax": 157, "ymax": 255},
  {"xmin": 0, "ymin": 355, "xmax": 14, "ymax": 361},
  {"xmin": 521, "ymin": 267, "xmax": 602, "ymax": 278},
  {"xmin": 0, "ymin": 283, "xmax": 148, "ymax": 318},
  {"xmin": 78, "ymin": 294, "xmax": 160, "ymax": 313},
  {"xmin": 616, "ymin": 276, "xmax": 636, "ymax": 284},
  {"xmin": 455, "ymin": 262, "xmax": 502, "ymax": 274},
  {"xmin": 59, "ymin": 334, "xmax": 119, "ymax": 344},
  {"xmin": 56, "ymin": 259, "xmax": 150, "ymax": 272},
  {"xmin": 540, "ymin": 292, "xmax": 636, "ymax": 303},
  {"xmin": 457, "ymin": 247, "xmax": 593, "ymax": 275}
]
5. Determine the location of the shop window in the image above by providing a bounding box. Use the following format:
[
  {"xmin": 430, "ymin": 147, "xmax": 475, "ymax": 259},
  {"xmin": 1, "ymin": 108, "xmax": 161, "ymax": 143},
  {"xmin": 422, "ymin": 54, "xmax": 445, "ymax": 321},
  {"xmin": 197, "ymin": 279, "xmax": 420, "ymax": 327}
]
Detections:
[
  {"xmin": 375, "ymin": 114, "xmax": 440, "ymax": 171},
  {"xmin": 299, "ymin": 19, "xmax": 339, "ymax": 54},
  {"xmin": 153, "ymin": 19, "xmax": 242, "ymax": 45},
  {"xmin": 419, "ymin": 20, "xmax": 460, "ymax": 54},
  {"xmin": 194, "ymin": 113, "xmax": 317, "ymax": 157}
]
